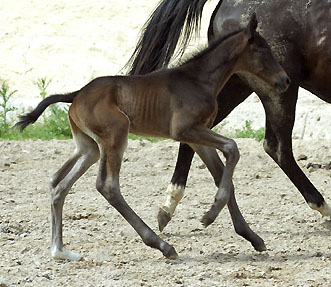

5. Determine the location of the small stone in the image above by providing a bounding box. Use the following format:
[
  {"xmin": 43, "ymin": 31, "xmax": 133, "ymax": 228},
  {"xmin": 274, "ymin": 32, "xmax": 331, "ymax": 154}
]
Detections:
[
  {"xmin": 297, "ymin": 154, "xmax": 307, "ymax": 161},
  {"xmin": 315, "ymin": 251, "xmax": 323, "ymax": 257},
  {"xmin": 198, "ymin": 163, "xmax": 206, "ymax": 169},
  {"xmin": 307, "ymin": 163, "xmax": 322, "ymax": 169}
]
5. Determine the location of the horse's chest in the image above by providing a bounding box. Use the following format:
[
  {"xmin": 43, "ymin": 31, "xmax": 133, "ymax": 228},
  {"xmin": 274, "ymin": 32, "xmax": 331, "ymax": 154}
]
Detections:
[{"xmin": 190, "ymin": 96, "xmax": 218, "ymax": 127}]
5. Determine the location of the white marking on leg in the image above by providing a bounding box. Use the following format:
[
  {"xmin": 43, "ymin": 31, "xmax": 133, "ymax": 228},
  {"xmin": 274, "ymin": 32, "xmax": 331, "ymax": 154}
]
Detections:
[
  {"xmin": 51, "ymin": 246, "xmax": 82, "ymax": 261},
  {"xmin": 309, "ymin": 202, "xmax": 331, "ymax": 217},
  {"xmin": 160, "ymin": 184, "xmax": 185, "ymax": 217}
]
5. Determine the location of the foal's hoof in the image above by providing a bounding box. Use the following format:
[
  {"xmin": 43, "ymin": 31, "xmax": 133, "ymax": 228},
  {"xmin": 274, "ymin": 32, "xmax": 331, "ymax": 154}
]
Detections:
[
  {"xmin": 51, "ymin": 247, "xmax": 82, "ymax": 261},
  {"xmin": 201, "ymin": 211, "xmax": 215, "ymax": 228},
  {"xmin": 157, "ymin": 208, "xmax": 171, "ymax": 232}
]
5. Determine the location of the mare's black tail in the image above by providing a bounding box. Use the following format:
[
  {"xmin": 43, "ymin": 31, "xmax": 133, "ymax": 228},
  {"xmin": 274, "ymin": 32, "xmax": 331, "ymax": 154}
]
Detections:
[
  {"xmin": 16, "ymin": 91, "xmax": 79, "ymax": 131},
  {"xmin": 126, "ymin": 0, "xmax": 209, "ymax": 75}
]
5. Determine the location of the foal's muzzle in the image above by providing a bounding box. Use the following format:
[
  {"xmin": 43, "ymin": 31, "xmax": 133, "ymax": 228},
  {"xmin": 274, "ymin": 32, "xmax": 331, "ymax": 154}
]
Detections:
[{"xmin": 274, "ymin": 73, "xmax": 291, "ymax": 93}]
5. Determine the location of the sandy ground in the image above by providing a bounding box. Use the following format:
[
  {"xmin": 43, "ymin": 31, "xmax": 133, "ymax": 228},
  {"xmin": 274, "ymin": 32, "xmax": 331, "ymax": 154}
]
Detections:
[
  {"xmin": 0, "ymin": 1, "xmax": 331, "ymax": 286},
  {"xmin": 0, "ymin": 138, "xmax": 330, "ymax": 286}
]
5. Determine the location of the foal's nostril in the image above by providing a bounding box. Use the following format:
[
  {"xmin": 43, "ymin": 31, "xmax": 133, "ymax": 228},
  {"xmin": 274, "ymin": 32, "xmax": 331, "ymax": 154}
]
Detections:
[{"xmin": 275, "ymin": 74, "xmax": 291, "ymax": 93}]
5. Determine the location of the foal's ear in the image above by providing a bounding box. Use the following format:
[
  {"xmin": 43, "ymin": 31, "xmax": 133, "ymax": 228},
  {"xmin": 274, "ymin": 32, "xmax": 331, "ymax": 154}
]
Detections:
[{"xmin": 245, "ymin": 13, "xmax": 258, "ymax": 40}]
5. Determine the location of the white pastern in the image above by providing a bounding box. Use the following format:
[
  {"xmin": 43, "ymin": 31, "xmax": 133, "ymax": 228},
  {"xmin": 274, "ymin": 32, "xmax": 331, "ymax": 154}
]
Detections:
[
  {"xmin": 160, "ymin": 184, "xmax": 185, "ymax": 217},
  {"xmin": 51, "ymin": 246, "xmax": 82, "ymax": 261},
  {"xmin": 309, "ymin": 202, "xmax": 331, "ymax": 217}
]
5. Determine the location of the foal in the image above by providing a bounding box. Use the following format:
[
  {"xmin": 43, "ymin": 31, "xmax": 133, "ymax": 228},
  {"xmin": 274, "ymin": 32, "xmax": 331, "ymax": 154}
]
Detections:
[{"xmin": 17, "ymin": 14, "xmax": 290, "ymax": 260}]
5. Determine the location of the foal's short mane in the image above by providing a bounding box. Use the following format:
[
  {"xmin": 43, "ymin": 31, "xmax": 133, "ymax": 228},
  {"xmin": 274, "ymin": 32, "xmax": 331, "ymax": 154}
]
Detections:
[{"xmin": 181, "ymin": 28, "xmax": 245, "ymax": 66}]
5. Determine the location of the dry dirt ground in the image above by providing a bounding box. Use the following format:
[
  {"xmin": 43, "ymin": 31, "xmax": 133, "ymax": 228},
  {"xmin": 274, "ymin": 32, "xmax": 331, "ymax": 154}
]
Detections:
[{"xmin": 0, "ymin": 138, "xmax": 330, "ymax": 286}]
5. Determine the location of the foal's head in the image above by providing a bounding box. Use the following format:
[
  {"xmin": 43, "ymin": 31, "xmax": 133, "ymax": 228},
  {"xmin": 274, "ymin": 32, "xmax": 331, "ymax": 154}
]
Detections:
[{"xmin": 235, "ymin": 14, "xmax": 290, "ymax": 93}]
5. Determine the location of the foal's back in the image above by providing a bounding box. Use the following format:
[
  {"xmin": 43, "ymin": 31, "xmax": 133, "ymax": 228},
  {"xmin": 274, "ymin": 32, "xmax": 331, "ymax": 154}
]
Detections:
[{"xmin": 70, "ymin": 73, "xmax": 176, "ymax": 138}]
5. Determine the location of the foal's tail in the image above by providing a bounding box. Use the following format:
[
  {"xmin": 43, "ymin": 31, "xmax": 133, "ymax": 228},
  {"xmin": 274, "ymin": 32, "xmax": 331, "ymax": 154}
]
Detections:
[
  {"xmin": 16, "ymin": 91, "xmax": 79, "ymax": 131},
  {"xmin": 126, "ymin": 0, "xmax": 209, "ymax": 75}
]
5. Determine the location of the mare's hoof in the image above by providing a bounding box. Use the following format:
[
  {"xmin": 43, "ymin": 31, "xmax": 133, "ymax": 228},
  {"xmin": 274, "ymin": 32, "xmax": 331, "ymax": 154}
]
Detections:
[
  {"xmin": 253, "ymin": 239, "xmax": 267, "ymax": 252},
  {"xmin": 163, "ymin": 245, "xmax": 179, "ymax": 260},
  {"xmin": 201, "ymin": 211, "xmax": 215, "ymax": 228},
  {"xmin": 157, "ymin": 208, "xmax": 171, "ymax": 232}
]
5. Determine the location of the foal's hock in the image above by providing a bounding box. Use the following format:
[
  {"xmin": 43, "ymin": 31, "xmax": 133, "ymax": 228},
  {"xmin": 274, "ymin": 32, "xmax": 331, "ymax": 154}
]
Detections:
[{"xmin": 17, "ymin": 14, "xmax": 289, "ymax": 260}]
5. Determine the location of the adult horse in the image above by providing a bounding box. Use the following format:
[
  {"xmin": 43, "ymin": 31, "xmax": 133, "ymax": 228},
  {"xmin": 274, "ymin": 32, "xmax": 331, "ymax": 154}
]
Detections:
[{"xmin": 127, "ymin": 0, "xmax": 331, "ymax": 231}]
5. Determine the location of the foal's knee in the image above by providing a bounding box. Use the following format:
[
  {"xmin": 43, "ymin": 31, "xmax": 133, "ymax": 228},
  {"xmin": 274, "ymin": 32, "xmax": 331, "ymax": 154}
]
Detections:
[
  {"xmin": 223, "ymin": 139, "xmax": 240, "ymax": 165},
  {"xmin": 50, "ymin": 182, "xmax": 68, "ymax": 207}
]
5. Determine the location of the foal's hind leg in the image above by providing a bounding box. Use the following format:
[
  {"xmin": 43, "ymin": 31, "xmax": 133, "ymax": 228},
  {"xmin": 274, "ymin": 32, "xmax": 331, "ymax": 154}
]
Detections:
[
  {"xmin": 191, "ymin": 145, "xmax": 266, "ymax": 251},
  {"xmin": 50, "ymin": 120, "xmax": 99, "ymax": 260},
  {"xmin": 92, "ymin": 112, "xmax": 178, "ymax": 259}
]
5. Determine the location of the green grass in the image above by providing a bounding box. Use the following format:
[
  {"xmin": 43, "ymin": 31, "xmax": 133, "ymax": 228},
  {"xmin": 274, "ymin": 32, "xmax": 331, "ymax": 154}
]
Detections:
[
  {"xmin": 0, "ymin": 78, "xmax": 72, "ymax": 140},
  {"xmin": 234, "ymin": 120, "xmax": 265, "ymax": 141},
  {"xmin": 212, "ymin": 120, "xmax": 265, "ymax": 141},
  {"xmin": 1, "ymin": 105, "xmax": 72, "ymax": 140},
  {"xmin": 0, "ymin": 81, "xmax": 18, "ymax": 136}
]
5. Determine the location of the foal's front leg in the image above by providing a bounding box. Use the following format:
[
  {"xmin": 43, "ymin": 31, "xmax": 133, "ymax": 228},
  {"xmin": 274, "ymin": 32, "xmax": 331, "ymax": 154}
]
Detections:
[
  {"xmin": 174, "ymin": 125, "xmax": 240, "ymax": 219},
  {"xmin": 191, "ymin": 145, "xmax": 266, "ymax": 251}
]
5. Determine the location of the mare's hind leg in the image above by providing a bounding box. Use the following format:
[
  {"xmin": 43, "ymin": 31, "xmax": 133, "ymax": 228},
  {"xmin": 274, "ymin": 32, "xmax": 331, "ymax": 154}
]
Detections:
[
  {"xmin": 157, "ymin": 143, "xmax": 191, "ymax": 231},
  {"xmin": 93, "ymin": 111, "xmax": 178, "ymax": 259},
  {"xmin": 191, "ymin": 145, "xmax": 266, "ymax": 251},
  {"xmin": 50, "ymin": 119, "xmax": 99, "ymax": 260}
]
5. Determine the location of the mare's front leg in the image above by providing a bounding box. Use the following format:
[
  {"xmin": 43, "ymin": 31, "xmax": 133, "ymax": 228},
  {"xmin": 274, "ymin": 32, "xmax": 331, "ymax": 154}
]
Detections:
[
  {"xmin": 158, "ymin": 75, "xmax": 252, "ymax": 231},
  {"xmin": 50, "ymin": 123, "xmax": 100, "ymax": 260},
  {"xmin": 260, "ymin": 84, "xmax": 331, "ymax": 216},
  {"xmin": 191, "ymin": 145, "xmax": 266, "ymax": 251}
]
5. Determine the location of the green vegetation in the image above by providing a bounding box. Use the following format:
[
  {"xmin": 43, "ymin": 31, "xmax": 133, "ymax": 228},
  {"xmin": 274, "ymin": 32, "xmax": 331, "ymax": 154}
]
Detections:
[
  {"xmin": 0, "ymin": 78, "xmax": 71, "ymax": 140},
  {"xmin": 213, "ymin": 120, "xmax": 265, "ymax": 141},
  {"xmin": 234, "ymin": 120, "xmax": 265, "ymax": 141},
  {"xmin": 0, "ymin": 81, "xmax": 18, "ymax": 136},
  {"xmin": 35, "ymin": 77, "xmax": 52, "ymax": 99}
]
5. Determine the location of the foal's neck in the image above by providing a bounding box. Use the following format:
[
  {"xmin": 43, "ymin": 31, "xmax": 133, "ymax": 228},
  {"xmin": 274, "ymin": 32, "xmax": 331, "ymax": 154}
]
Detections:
[{"xmin": 184, "ymin": 32, "xmax": 246, "ymax": 96}]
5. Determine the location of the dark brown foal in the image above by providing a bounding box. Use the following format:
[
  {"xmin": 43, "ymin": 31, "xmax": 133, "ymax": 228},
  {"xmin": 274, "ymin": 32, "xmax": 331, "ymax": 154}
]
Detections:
[{"xmin": 17, "ymin": 14, "xmax": 289, "ymax": 260}]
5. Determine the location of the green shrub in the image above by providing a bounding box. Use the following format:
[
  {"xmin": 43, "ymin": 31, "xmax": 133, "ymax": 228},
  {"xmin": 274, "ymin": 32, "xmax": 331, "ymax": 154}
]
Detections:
[
  {"xmin": 0, "ymin": 80, "xmax": 17, "ymax": 136},
  {"xmin": 234, "ymin": 120, "xmax": 265, "ymax": 141}
]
